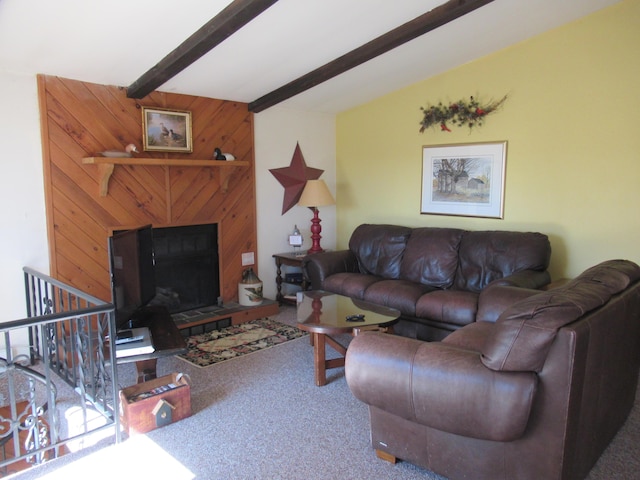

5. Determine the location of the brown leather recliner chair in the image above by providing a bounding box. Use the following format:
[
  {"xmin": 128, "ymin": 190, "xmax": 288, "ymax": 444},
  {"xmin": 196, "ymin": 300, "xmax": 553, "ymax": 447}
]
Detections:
[{"xmin": 345, "ymin": 260, "xmax": 640, "ymax": 480}]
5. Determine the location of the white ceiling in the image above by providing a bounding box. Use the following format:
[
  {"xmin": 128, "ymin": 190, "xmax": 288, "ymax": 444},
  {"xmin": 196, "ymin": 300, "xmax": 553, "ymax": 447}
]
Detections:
[{"xmin": 0, "ymin": 0, "xmax": 622, "ymax": 113}]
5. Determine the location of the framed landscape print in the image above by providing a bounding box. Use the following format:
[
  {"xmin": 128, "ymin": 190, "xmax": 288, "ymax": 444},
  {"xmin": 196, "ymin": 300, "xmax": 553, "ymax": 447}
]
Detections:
[
  {"xmin": 421, "ymin": 141, "xmax": 507, "ymax": 218},
  {"xmin": 142, "ymin": 107, "xmax": 193, "ymax": 153}
]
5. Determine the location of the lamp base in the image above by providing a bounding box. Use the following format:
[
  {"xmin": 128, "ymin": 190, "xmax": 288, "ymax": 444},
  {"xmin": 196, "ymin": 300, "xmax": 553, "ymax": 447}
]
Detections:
[{"xmin": 307, "ymin": 207, "xmax": 324, "ymax": 254}]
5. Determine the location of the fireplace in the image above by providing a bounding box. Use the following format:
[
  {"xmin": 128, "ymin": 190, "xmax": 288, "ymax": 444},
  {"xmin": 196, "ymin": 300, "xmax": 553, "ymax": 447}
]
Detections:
[{"xmin": 149, "ymin": 223, "xmax": 220, "ymax": 314}]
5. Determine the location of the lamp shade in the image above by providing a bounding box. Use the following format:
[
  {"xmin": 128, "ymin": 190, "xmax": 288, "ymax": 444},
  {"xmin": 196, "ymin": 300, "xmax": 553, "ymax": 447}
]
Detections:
[{"xmin": 298, "ymin": 180, "xmax": 335, "ymax": 207}]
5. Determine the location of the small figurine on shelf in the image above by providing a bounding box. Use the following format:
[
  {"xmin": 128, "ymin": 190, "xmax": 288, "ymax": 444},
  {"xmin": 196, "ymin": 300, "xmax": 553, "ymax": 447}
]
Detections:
[
  {"xmin": 289, "ymin": 225, "xmax": 303, "ymax": 254},
  {"xmin": 213, "ymin": 147, "xmax": 236, "ymax": 161},
  {"xmin": 99, "ymin": 143, "xmax": 139, "ymax": 158}
]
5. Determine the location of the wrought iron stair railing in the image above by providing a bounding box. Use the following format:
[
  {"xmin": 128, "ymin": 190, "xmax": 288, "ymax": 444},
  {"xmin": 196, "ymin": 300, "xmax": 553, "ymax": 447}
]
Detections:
[{"xmin": 0, "ymin": 267, "xmax": 120, "ymax": 475}]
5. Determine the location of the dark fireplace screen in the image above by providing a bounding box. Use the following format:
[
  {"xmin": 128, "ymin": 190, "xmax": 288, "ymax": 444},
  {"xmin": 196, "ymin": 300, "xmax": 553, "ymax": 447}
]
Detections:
[{"xmin": 150, "ymin": 223, "xmax": 220, "ymax": 314}]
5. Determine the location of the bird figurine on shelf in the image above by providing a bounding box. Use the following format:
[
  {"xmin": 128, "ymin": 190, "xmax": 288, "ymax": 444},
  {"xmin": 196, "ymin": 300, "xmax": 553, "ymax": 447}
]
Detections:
[
  {"xmin": 213, "ymin": 147, "xmax": 236, "ymax": 161},
  {"xmin": 99, "ymin": 144, "xmax": 139, "ymax": 158}
]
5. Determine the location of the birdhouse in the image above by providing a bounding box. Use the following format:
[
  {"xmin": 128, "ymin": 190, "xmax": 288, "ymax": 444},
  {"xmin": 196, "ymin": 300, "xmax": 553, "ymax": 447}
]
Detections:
[
  {"xmin": 152, "ymin": 399, "xmax": 176, "ymax": 428},
  {"xmin": 119, "ymin": 373, "xmax": 192, "ymax": 435}
]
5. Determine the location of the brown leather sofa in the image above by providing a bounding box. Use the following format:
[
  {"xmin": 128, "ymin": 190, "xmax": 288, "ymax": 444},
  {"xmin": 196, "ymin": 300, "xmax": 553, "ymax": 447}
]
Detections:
[
  {"xmin": 345, "ymin": 259, "xmax": 640, "ymax": 480},
  {"xmin": 303, "ymin": 224, "xmax": 552, "ymax": 340}
]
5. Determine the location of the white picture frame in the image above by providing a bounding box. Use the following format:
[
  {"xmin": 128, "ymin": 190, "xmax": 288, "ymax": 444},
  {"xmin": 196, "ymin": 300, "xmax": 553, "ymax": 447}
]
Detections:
[
  {"xmin": 421, "ymin": 141, "xmax": 507, "ymax": 219},
  {"xmin": 288, "ymin": 234, "xmax": 303, "ymax": 247}
]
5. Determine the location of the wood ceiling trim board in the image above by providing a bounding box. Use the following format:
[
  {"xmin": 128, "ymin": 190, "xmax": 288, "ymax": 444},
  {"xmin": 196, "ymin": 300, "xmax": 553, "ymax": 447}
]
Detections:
[
  {"xmin": 127, "ymin": 0, "xmax": 280, "ymax": 99},
  {"xmin": 248, "ymin": 0, "xmax": 495, "ymax": 112}
]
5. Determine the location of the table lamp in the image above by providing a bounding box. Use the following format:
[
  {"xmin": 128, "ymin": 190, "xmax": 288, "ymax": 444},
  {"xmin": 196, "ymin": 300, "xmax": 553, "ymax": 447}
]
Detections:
[{"xmin": 298, "ymin": 179, "xmax": 335, "ymax": 254}]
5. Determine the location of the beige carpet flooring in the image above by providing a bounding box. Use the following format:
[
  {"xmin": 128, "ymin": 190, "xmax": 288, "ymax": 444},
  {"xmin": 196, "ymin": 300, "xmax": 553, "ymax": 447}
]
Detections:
[{"xmin": 9, "ymin": 306, "xmax": 640, "ymax": 480}]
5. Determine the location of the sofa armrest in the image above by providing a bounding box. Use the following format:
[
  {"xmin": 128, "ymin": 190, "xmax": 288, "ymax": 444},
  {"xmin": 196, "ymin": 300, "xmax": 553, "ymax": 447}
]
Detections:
[
  {"xmin": 346, "ymin": 332, "xmax": 537, "ymax": 442},
  {"xmin": 476, "ymin": 270, "xmax": 551, "ymax": 322},
  {"xmin": 489, "ymin": 269, "xmax": 551, "ymax": 289},
  {"xmin": 302, "ymin": 250, "xmax": 359, "ymax": 290},
  {"xmin": 477, "ymin": 285, "xmax": 542, "ymax": 323}
]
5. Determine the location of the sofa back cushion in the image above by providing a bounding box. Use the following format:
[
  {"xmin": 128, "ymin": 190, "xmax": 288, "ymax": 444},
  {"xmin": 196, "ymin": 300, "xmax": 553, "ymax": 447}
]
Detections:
[
  {"xmin": 400, "ymin": 227, "xmax": 464, "ymax": 288},
  {"xmin": 349, "ymin": 224, "xmax": 412, "ymax": 279},
  {"xmin": 454, "ymin": 231, "xmax": 551, "ymax": 292},
  {"xmin": 482, "ymin": 260, "xmax": 640, "ymax": 372}
]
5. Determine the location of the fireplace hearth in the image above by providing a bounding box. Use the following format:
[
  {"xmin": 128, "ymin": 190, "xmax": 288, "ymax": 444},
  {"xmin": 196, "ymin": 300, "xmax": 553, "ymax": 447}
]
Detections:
[{"xmin": 149, "ymin": 224, "xmax": 220, "ymax": 314}]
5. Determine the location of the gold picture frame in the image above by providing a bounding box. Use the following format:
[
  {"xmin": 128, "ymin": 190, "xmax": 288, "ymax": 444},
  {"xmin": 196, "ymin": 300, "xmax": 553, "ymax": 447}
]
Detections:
[
  {"xmin": 421, "ymin": 141, "xmax": 507, "ymax": 219},
  {"xmin": 142, "ymin": 107, "xmax": 193, "ymax": 153}
]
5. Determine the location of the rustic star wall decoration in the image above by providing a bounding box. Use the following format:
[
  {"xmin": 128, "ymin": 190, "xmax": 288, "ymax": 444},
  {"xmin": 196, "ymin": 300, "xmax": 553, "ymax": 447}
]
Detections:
[{"xmin": 270, "ymin": 142, "xmax": 324, "ymax": 214}]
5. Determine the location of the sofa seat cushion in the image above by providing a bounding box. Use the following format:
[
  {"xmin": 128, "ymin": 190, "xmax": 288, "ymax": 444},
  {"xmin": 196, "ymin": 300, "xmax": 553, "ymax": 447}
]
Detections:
[
  {"xmin": 415, "ymin": 290, "xmax": 479, "ymax": 327},
  {"xmin": 323, "ymin": 273, "xmax": 383, "ymax": 299},
  {"xmin": 361, "ymin": 279, "xmax": 435, "ymax": 317},
  {"xmin": 442, "ymin": 321, "xmax": 494, "ymax": 352}
]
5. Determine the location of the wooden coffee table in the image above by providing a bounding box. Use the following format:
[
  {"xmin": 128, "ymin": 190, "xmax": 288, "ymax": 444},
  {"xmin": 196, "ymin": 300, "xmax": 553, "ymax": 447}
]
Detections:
[{"xmin": 296, "ymin": 291, "xmax": 400, "ymax": 386}]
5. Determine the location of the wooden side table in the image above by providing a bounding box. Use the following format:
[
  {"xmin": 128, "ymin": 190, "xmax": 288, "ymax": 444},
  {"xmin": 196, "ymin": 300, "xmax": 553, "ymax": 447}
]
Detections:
[{"xmin": 272, "ymin": 251, "xmax": 309, "ymax": 305}]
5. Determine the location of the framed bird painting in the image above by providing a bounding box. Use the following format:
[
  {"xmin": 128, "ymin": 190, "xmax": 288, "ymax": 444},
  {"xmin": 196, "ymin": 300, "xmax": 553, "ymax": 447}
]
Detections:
[{"xmin": 142, "ymin": 107, "xmax": 193, "ymax": 153}]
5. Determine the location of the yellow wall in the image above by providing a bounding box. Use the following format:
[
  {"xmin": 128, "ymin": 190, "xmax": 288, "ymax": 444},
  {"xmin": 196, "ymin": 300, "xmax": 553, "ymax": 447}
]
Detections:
[{"xmin": 336, "ymin": 0, "xmax": 640, "ymax": 280}]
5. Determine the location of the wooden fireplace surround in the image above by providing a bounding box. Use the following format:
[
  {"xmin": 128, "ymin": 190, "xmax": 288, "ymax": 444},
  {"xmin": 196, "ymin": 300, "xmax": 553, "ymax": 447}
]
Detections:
[{"xmin": 37, "ymin": 75, "xmax": 258, "ymax": 304}]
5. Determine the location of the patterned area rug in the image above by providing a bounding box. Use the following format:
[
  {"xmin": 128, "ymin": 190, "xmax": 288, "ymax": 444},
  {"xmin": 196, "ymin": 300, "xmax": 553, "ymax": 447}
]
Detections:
[{"xmin": 178, "ymin": 318, "xmax": 308, "ymax": 367}]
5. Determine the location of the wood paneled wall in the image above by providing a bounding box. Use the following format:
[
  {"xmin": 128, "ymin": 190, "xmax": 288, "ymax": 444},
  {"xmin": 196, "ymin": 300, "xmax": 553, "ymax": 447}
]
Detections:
[{"xmin": 37, "ymin": 75, "xmax": 257, "ymax": 303}]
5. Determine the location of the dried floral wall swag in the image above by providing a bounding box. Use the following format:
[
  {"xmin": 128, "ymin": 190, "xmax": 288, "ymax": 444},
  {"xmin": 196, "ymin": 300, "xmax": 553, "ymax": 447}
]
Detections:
[{"xmin": 419, "ymin": 95, "xmax": 507, "ymax": 133}]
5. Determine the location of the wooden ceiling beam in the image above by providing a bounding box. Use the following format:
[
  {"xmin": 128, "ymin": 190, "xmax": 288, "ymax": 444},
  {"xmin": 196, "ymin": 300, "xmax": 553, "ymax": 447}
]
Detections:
[
  {"xmin": 127, "ymin": 0, "xmax": 279, "ymax": 99},
  {"xmin": 248, "ymin": 0, "xmax": 494, "ymax": 113}
]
